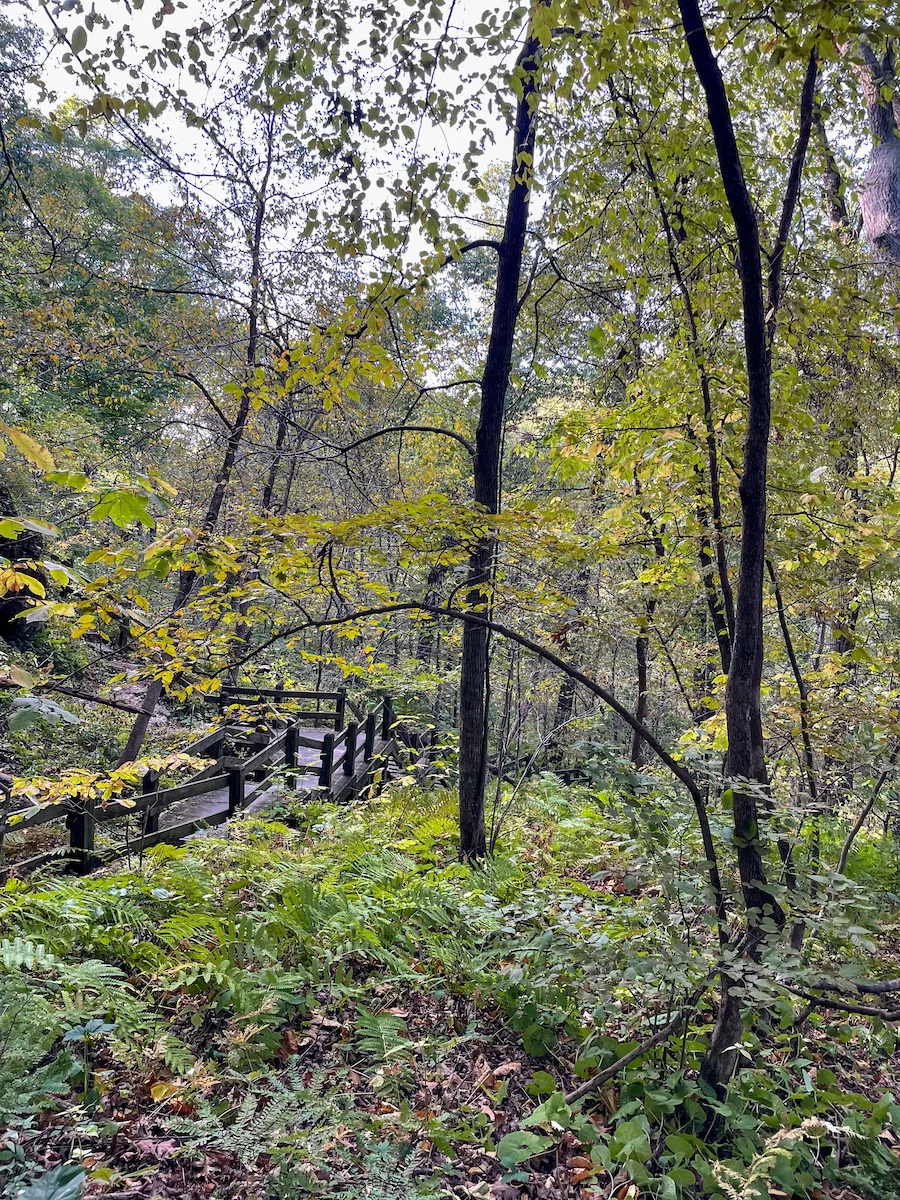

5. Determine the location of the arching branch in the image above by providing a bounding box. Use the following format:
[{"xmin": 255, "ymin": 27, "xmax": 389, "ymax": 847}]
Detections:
[
  {"xmin": 224, "ymin": 599, "xmax": 727, "ymax": 932},
  {"xmin": 323, "ymin": 425, "xmax": 475, "ymax": 458}
]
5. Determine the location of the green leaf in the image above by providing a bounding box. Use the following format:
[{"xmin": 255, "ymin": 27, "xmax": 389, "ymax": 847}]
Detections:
[
  {"xmin": 46, "ymin": 471, "xmax": 88, "ymax": 491},
  {"xmin": 89, "ymin": 490, "xmax": 155, "ymax": 529},
  {"xmin": 70, "ymin": 26, "xmax": 88, "ymax": 54},
  {"xmin": 523, "ymin": 1091, "xmax": 572, "ymax": 1130},
  {"xmin": 526, "ymin": 1070, "xmax": 558, "ymax": 1096},
  {"xmin": 496, "ymin": 1130, "xmax": 555, "ymax": 1167},
  {"xmin": 609, "ymin": 1118, "xmax": 651, "ymax": 1164},
  {"xmin": 15, "ymin": 1161, "xmax": 85, "ymax": 1199},
  {"xmin": 522, "ymin": 1021, "xmax": 556, "ymax": 1056}
]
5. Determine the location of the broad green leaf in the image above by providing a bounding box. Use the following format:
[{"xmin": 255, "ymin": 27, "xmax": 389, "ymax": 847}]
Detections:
[
  {"xmin": 609, "ymin": 1118, "xmax": 651, "ymax": 1164},
  {"xmin": 496, "ymin": 1130, "xmax": 554, "ymax": 1167}
]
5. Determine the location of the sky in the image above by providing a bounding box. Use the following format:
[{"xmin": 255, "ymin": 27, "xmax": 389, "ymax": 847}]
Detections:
[{"xmin": 21, "ymin": 0, "xmax": 515, "ymax": 268}]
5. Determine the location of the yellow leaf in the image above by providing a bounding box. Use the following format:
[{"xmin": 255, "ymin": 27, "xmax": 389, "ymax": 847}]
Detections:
[
  {"xmin": 150, "ymin": 1080, "xmax": 179, "ymax": 1101},
  {"xmin": 6, "ymin": 665, "xmax": 35, "ymax": 688},
  {"xmin": 0, "ymin": 424, "xmax": 55, "ymax": 471}
]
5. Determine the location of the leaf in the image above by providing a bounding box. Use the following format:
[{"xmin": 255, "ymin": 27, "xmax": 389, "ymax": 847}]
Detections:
[
  {"xmin": 46, "ymin": 471, "xmax": 88, "ymax": 491},
  {"xmin": 43, "ymin": 560, "xmax": 72, "ymax": 584},
  {"xmin": 5, "ymin": 665, "xmax": 35, "ymax": 688},
  {"xmin": 16, "ymin": 1162, "xmax": 85, "ymax": 1199},
  {"xmin": 150, "ymin": 1080, "xmax": 180, "ymax": 1101},
  {"xmin": 0, "ymin": 423, "xmax": 55, "ymax": 470},
  {"xmin": 527, "ymin": 1070, "xmax": 557, "ymax": 1095},
  {"xmin": 523, "ymin": 1090, "xmax": 572, "ymax": 1130},
  {"xmin": 496, "ymin": 1130, "xmax": 555, "ymax": 1167},
  {"xmin": 608, "ymin": 1117, "xmax": 651, "ymax": 1164},
  {"xmin": 70, "ymin": 25, "xmax": 88, "ymax": 54},
  {"xmin": 10, "ymin": 696, "xmax": 80, "ymax": 729},
  {"xmin": 522, "ymin": 1021, "xmax": 556, "ymax": 1055},
  {"xmin": 8, "ymin": 707, "xmax": 42, "ymax": 731},
  {"xmin": 0, "ymin": 569, "xmax": 45, "ymax": 597},
  {"xmin": 17, "ymin": 517, "xmax": 61, "ymax": 538},
  {"xmin": 89, "ymin": 490, "xmax": 154, "ymax": 529}
]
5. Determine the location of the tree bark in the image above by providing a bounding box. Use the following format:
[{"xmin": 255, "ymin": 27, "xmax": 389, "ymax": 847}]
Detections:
[
  {"xmin": 677, "ymin": 2, "xmax": 815, "ymax": 1090},
  {"xmin": 457, "ymin": 17, "xmax": 543, "ymax": 860},
  {"xmin": 854, "ymin": 42, "xmax": 900, "ymax": 266},
  {"xmin": 117, "ymin": 135, "xmax": 273, "ymax": 764}
]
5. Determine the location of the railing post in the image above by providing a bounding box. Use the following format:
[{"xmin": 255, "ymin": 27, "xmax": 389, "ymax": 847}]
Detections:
[
  {"xmin": 364, "ymin": 712, "xmax": 376, "ymax": 760},
  {"xmin": 227, "ymin": 765, "xmax": 244, "ymax": 816},
  {"xmin": 285, "ymin": 722, "xmax": 299, "ymax": 790},
  {"xmin": 335, "ymin": 688, "xmax": 346, "ymax": 730},
  {"xmin": 319, "ymin": 732, "xmax": 334, "ymax": 788},
  {"xmin": 66, "ymin": 805, "xmax": 95, "ymax": 875},
  {"xmin": 142, "ymin": 768, "xmax": 160, "ymax": 837},
  {"xmin": 344, "ymin": 722, "xmax": 358, "ymax": 775},
  {"xmin": 381, "ymin": 693, "xmax": 392, "ymax": 739}
]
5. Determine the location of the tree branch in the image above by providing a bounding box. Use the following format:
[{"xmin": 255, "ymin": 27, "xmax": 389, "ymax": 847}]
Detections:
[
  {"xmin": 767, "ymin": 49, "xmax": 818, "ymax": 340},
  {"xmin": 458, "ymin": 239, "xmax": 503, "ymax": 255},
  {"xmin": 325, "ymin": 425, "xmax": 475, "ymax": 458},
  {"xmin": 225, "ymin": 598, "xmax": 728, "ymax": 933},
  {"xmin": 564, "ymin": 975, "xmax": 714, "ymax": 1103}
]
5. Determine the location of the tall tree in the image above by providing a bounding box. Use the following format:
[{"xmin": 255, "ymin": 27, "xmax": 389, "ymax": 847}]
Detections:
[{"xmin": 457, "ymin": 12, "xmax": 545, "ymax": 860}]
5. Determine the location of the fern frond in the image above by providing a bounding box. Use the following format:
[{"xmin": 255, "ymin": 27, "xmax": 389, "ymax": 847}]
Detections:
[{"xmin": 0, "ymin": 936, "xmax": 56, "ymax": 972}]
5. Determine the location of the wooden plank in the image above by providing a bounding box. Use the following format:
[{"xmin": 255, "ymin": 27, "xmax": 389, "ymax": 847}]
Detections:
[
  {"xmin": 97, "ymin": 774, "xmax": 228, "ymax": 821},
  {"xmin": 220, "ymin": 688, "xmax": 344, "ymax": 700},
  {"xmin": 182, "ymin": 726, "xmax": 227, "ymax": 755},
  {"xmin": 3, "ymin": 802, "xmax": 69, "ymax": 834},
  {"xmin": 241, "ymin": 731, "xmax": 287, "ymax": 774},
  {"xmin": 187, "ymin": 760, "xmax": 227, "ymax": 785},
  {"xmin": 296, "ymin": 734, "xmax": 325, "ymax": 750},
  {"xmin": 242, "ymin": 777, "xmax": 279, "ymax": 807},
  {"xmin": 0, "ymin": 846, "xmax": 77, "ymax": 879},
  {"xmin": 124, "ymin": 808, "xmax": 231, "ymax": 853},
  {"xmin": 220, "ymin": 708, "xmax": 339, "ymax": 725}
]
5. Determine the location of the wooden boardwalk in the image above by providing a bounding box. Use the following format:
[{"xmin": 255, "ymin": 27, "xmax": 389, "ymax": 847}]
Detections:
[{"xmin": 0, "ymin": 687, "xmax": 400, "ymax": 877}]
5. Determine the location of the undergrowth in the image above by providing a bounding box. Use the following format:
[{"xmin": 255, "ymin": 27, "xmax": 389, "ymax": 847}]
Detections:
[{"xmin": 0, "ymin": 779, "xmax": 898, "ymax": 1198}]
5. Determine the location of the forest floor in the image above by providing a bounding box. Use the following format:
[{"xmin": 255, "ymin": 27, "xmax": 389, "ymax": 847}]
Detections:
[{"xmin": 2, "ymin": 782, "xmax": 900, "ymax": 1199}]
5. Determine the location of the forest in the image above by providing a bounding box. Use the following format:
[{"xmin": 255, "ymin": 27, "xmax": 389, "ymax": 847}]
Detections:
[{"xmin": 1, "ymin": 0, "xmax": 900, "ymax": 1196}]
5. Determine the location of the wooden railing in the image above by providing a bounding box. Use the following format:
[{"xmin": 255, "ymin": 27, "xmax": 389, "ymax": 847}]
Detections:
[
  {"xmin": 218, "ymin": 685, "xmax": 347, "ymax": 728},
  {"xmin": 0, "ymin": 690, "xmax": 395, "ymax": 877}
]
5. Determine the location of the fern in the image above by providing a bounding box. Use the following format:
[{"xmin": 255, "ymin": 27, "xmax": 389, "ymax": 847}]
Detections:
[
  {"xmin": 0, "ymin": 937, "xmax": 56, "ymax": 972},
  {"xmin": 353, "ymin": 1007, "xmax": 416, "ymax": 1096},
  {"xmin": 350, "ymin": 1141, "xmax": 442, "ymax": 1200},
  {"xmin": 159, "ymin": 1034, "xmax": 195, "ymax": 1075},
  {"xmin": 166, "ymin": 1064, "xmax": 341, "ymax": 1166}
]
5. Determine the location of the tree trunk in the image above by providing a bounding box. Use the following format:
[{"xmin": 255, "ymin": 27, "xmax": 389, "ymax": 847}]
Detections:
[
  {"xmin": 678, "ymin": 1, "xmax": 815, "ymax": 1091},
  {"xmin": 457, "ymin": 18, "xmax": 543, "ymax": 860},
  {"xmin": 117, "ymin": 143, "xmax": 273, "ymax": 764},
  {"xmin": 855, "ymin": 43, "xmax": 900, "ymax": 266}
]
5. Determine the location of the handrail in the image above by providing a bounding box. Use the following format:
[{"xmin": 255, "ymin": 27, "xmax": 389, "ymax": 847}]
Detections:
[
  {"xmin": 220, "ymin": 687, "xmax": 345, "ymax": 700},
  {"xmin": 2, "ymin": 689, "xmax": 398, "ymax": 876}
]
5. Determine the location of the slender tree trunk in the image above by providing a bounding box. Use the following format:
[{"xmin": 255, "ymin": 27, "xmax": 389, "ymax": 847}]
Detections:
[
  {"xmin": 678, "ymin": 1, "xmax": 816, "ymax": 1090},
  {"xmin": 117, "ymin": 147, "xmax": 273, "ymax": 764},
  {"xmin": 457, "ymin": 18, "xmax": 543, "ymax": 860},
  {"xmin": 630, "ymin": 619, "xmax": 652, "ymax": 768}
]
